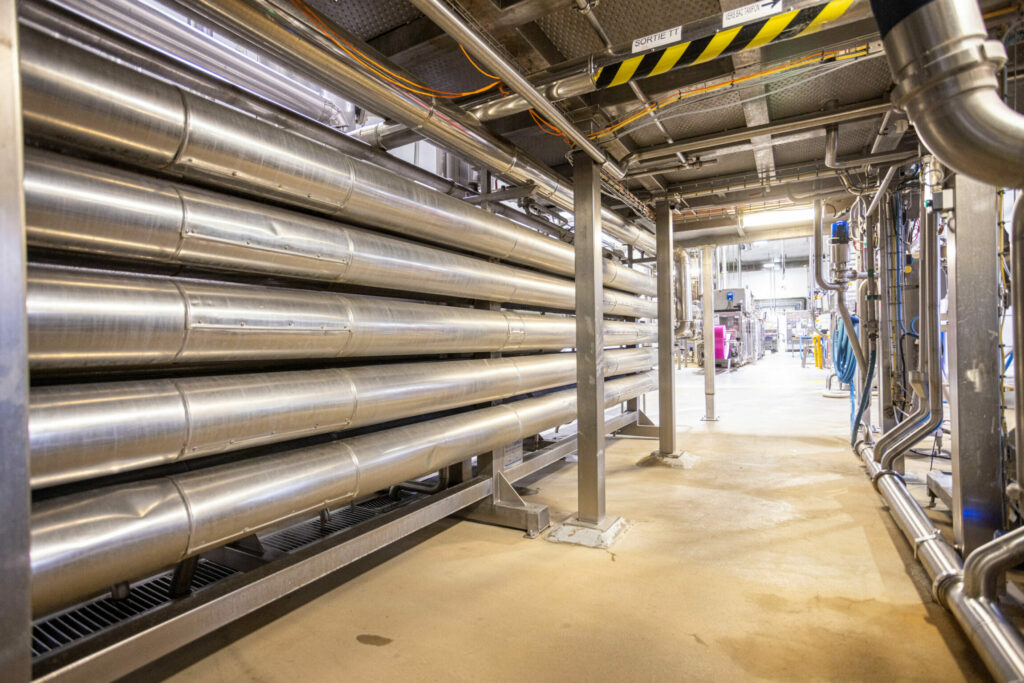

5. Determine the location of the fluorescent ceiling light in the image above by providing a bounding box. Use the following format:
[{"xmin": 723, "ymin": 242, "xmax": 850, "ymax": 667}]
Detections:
[{"xmin": 743, "ymin": 207, "xmax": 814, "ymax": 228}]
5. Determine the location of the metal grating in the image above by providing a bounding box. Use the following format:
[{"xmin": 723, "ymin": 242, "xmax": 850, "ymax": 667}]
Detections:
[
  {"xmin": 260, "ymin": 494, "xmax": 415, "ymax": 553},
  {"xmin": 765, "ymin": 58, "xmax": 893, "ymax": 120},
  {"xmin": 304, "ymin": 0, "xmax": 421, "ymax": 41},
  {"xmin": 31, "ymin": 493, "xmax": 420, "ymax": 662},
  {"xmin": 31, "ymin": 559, "xmax": 237, "ymax": 658}
]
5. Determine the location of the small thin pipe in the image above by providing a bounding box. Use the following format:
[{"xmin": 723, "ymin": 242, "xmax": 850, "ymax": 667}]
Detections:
[
  {"xmin": 1013, "ymin": 195, "xmax": 1024, "ymax": 488},
  {"xmin": 813, "ymin": 199, "xmax": 867, "ymax": 369},
  {"xmin": 407, "ymin": 0, "xmax": 620, "ymax": 177},
  {"xmin": 866, "ymin": 165, "xmax": 899, "ymax": 217}
]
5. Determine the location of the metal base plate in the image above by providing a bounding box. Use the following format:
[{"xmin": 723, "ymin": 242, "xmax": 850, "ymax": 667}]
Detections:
[
  {"xmin": 547, "ymin": 515, "xmax": 630, "ymax": 549},
  {"xmin": 636, "ymin": 451, "xmax": 699, "ymax": 469}
]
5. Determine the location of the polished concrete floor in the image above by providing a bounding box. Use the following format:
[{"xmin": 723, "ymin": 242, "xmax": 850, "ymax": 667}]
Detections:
[{"xmin": 155, "ymin": 352, "xmax": 987, "ymax": 682}]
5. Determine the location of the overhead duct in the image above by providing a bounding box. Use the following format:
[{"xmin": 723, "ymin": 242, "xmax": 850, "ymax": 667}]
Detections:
[
  {"xmin": 31, "ymin": 371, "xmax": 656, "ymax": 616},
  {"xmin": 18, "ymin": 28, "xmax": 656, "ymax": 297},
  {"xmin": 30, "ymin": 348, "xmax": 655, "ymax": 489},
  {"xmin": 27, "ymin": 266, "xmax": 657, "ymax": 370},
  {"xmin": 870, "ymin": 0, "xmax": 1024, "ymax": 187},
  {"xmin": 23, "ymin": 151, "xmax": 655, "ymax": 318}
]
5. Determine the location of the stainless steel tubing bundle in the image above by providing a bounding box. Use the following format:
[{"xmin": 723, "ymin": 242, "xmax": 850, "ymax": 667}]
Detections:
[
  {"xmin": 855, "ymin": 442, "xmax": 1024, "ymax": 681},
  {"xmin": 167, "ymin": 0, "xmax": 659, "ymax": 254},
  {"xmin": 30, "ymin": 348, "xmax": 656, "ymax": 489},
  {"xmin": 24, "ymin": 151, "xmax": 656, "ymax": 319},
  {"xmin": 18, "ymin": 28, "xmax": 656, "ymax": 297},
  {"xmin": 31, "ymin": 371, "xmax": 656, "ymax": 616},
  {"xmin": 28, "ymin": 266, "xmax": 657, "ymax": 370}
]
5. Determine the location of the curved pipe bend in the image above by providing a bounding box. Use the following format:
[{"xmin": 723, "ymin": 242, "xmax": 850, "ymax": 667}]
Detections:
[{"xmin": 871, "ymin": 0, "xmax": 1024, "ymax": 188}]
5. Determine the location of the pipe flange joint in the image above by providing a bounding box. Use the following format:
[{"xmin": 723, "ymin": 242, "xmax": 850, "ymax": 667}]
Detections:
[
  {"xmin": 891, "ymin": 39, "xmax": 1006, "ymax": 111},
  {"xmin": 912, "ymin": 528, "xmax": 942, "ymax": 560},
  {"xmin": 931, "ymin": 570, "xmax": 961, "ymax": 608},
  {"xmin": 870, "ymin": 467, "xmax": 903, "ymax": 491}
]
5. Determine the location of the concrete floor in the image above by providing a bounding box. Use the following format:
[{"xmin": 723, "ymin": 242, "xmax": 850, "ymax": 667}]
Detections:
[{"xmin": 153, "ymin": 352, "xmax": 988, "ymax": 682}]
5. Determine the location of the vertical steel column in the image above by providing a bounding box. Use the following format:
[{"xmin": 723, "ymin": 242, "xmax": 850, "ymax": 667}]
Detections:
[
  {"xmin": 656, "ymin": 202, "xmax": 678, "ymax": 454},
  {"xmin": 702, "ymin": 245, "xmax": 717, "ymax": 421},
  {"xmin": 0, "ymin": 2, "xmax": 31, "ymax": 676},
  {"xmin": 574, "ymin": 152, "xmax": 605, "ymax": 525},
  {"xmin": 948, "ymin": 175, "xmax": 1003, "ymax": 553},
  {"xmin": 877, "ymin": 200, "xmax": 897, "ymax": 431}
]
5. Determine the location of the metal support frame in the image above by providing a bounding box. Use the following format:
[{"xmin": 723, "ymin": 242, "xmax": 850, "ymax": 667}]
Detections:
[
  {"xmin": 656, "ymin": 201, "xmax": 679, "ymax": 455},
  {"xmin": 573, "ymin": 151, "xmax": 607, "ymax": 526},
  {"xmin": 702, "ymin": 245, "xmax": 717, "ymax": 421},
  {"xmin": 460, "ymin": 440, "xmax": 550, "ymax": 538},
  {"xmin": 948, "ymin": 175, "xmax": 1003, "ymax": 553},
  {"xmin": 0, "ymin": 2, "xmax": 31, "ymax": 676}
]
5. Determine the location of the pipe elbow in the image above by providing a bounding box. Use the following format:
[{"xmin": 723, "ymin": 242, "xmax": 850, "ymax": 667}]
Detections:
[
  {"xmin": 911, "ymin": 89, "xmax": 1024, "ymax": 189},
  {"xmin": 963, "ymin": 527, "xmax": 1024, "ymax": 600}
]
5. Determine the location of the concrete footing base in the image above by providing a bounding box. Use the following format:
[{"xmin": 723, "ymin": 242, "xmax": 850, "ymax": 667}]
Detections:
[{"xmin": 546, "ymin": 514, "xmax": 630, "ymax": 549}]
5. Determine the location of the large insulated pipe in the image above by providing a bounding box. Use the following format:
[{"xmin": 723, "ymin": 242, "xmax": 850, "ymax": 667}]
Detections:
[
  {"xmin": 23, "ymin": 151, "xmax": 655, "ymax": 319},
  {"xmin": 31, "ymin": 371, "xmax": 656, "ymax": 616},
  {"xmin": 27, "ymin": 266, "xmax": 657, "ymax": 370},
  {"xmin": 854, "ymin": 440, "xmax": 1024, "ymax": 682},
  {"xmin": 18, "ymin": 28, "xmax": 655, "ymax": 297},
  {"xmin": 170, "ymin": 0, "xmax": 659, "ymax": 255},
  {"xmin": 870, "ymin": 0, "xmax": 1024, "ymax": 188},
  {"xmin": 30, "ymin": 348, "xmax": 655, "ymax": 489}
]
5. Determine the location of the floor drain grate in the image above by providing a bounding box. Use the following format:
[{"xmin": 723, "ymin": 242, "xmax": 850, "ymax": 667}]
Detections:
[{"xmin": 31, "ymin": 559, "xmax": 237, "ymax": 658}]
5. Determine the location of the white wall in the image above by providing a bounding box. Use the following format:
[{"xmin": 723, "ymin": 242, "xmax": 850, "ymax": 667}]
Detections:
[{"xmin": 733, "ymin": 265, "xmax": 810, "ymax": 301}]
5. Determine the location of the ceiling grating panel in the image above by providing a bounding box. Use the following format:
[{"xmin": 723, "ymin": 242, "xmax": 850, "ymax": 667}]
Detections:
[{"xmin": 304, "ymin": 0, "xmax": 421, "ymax": 41}]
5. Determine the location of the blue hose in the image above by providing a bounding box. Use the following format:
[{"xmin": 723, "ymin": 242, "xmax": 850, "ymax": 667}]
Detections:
[
  {"xmin": 851, "ymin": 349, "xmax": 877, "ymax": 445},
  {"xmin": 833, "ymin": 316, "xmax": 860, "ymax": 429}
]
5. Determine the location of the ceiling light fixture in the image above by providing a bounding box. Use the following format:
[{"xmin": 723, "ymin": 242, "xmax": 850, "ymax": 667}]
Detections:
[{"xmin": 743, "ymin": 207, "xmax": 815, "ymax": 229}]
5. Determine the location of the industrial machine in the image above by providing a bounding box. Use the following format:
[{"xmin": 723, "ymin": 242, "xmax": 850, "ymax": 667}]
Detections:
[{"xmin": 712, "ymin": 288, "xmax": 764, "ymax": 367}]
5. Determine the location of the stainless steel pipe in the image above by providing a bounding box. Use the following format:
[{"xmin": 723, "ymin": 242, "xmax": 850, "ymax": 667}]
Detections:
[
  {"xmin": 873, "ymin": 0, "xmax": 1024, "ymax": 187},
  {"xmin": 855, "ymin": 440, "xmax": 1024, "ymax": 682},
  {"xmin": 812, "ymin": 199, "xmax": 866, "ymax": 369},
  {"xmin": 31, "ymin": 371, "xmax": 656, "ymax": 616},
  {"xmin": 27, "ymin": 266, "xmax": 657, "ymax": 370},
  {"xmin": 406, "ymin": 0, "xmax": 619, "ymax": 177},
  {"xmin": 171, "ymin": 0, "xmax": 659, "ymax": 254},
  {"xmin": 18, "ymin": 28, "xmax": 655, "ymax": 296},
  {"xmin": 30, "ymin": 348, "xmax": 655, "ymax": 489},
  {"xmin": 24, "ymin": 151, "xmax": 655, "ymax": 318}
]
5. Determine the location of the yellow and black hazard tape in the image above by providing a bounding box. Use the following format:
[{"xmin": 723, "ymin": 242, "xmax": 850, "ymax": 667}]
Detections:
[{"xmin": 593, "ymin": 0, "xmax": 856, "ymax": 90}]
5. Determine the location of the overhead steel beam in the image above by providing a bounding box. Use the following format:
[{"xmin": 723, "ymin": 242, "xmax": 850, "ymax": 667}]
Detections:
[
  {"xmin": 467, "ymin": 0, "xmax": 871, "ymax": 122},
  {"xmin": 624, "ymin": 100, "xmax": 892, "ymax": 166}
]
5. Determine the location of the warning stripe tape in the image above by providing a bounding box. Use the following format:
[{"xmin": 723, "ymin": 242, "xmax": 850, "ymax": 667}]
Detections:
[{"xmin": 594, "ymin": 0, "xmax": 855, "ymax": 90}]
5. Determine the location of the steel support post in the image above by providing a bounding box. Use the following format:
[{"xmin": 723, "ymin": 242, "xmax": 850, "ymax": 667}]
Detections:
[
  {"xmin": 948, "ymin": 175, "xmax": 1003, "ymax": 553},
  {"xmin": 573, "ymin": 151, "xmax": 606, "ymax": 526},
  {"xmin": 877, "ymin": 201, "xmax": 897, "ymax": 431},
  {"xmin": 656, "ymin": 201, "xmax": 678, "ymax": 455},
  {"xmin": 702, "ymin": 245, "xmax": 717, "ymax": 421},
  {"xmin": 0, "ymin": 3, "xmax": 31, "ymax": 676}
]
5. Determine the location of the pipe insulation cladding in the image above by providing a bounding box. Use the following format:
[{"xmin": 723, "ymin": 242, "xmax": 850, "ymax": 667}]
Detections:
[
  {"xmin": 17, "ymin": 28, "xmax": 656, "ymax": 297},
  {"xmin": 29, "ymin": 348, "xmax": 656, "ymax": 489},
  {"xmin": 31, "ymin": 371, "xmax": 657, "ymax": 616},
  {"xmin": 27, "ymin": 266, "xmax": 657, "ymax": 370},
  {"xmin": 23, "ymin": 151, "xmax": 656, "ymax": 319}
]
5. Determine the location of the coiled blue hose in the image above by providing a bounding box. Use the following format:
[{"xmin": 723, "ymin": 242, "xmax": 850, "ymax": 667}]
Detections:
[{"xmin": 833, "ymin": 315, "xmax": 860, "ymax": 437}]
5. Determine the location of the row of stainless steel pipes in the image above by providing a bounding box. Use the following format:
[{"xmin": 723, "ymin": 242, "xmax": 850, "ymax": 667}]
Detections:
[{"xmin": 16, "ymin": 8, "xmax": 661, "ymax": 618}]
